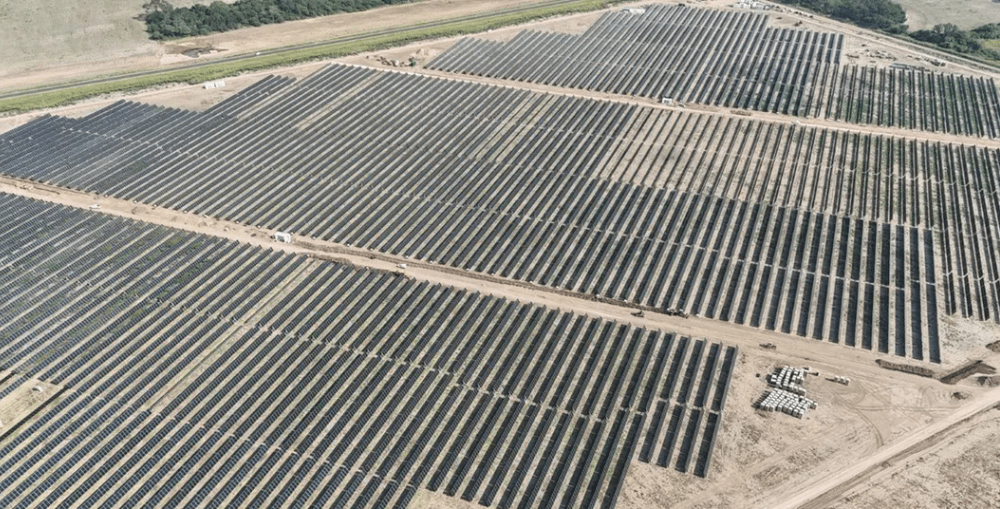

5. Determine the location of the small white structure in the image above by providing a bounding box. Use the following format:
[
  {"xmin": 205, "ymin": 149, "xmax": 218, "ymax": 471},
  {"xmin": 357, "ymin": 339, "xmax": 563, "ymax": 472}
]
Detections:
[
  {"xmin": 397, "ymin": 263, "xmax": 407, "ymax": 270},
  {"xmin": 623, "ymin": 7, "xmax": 646, "ymax": 14},
  {"xmin": 203, "ymin": 79, "xmax": 227, "ymax": 90},
  {"xmin": 757, "ymin": 388, "xmax": 817, "ymax": 418},
  {"xmin": 661, "ymin": 97, "xmax": 674, "ymax": 105},
  {"xmin": 89, "ymin": 204, "xmax": 100, "ymax": 210},
  {"xmin": 767, "ymin": 366, "xmax": 808, "ymax": 395},
  {"xmin": 274, "ymin": 232, "xmax": 292, "ymax": 243}
]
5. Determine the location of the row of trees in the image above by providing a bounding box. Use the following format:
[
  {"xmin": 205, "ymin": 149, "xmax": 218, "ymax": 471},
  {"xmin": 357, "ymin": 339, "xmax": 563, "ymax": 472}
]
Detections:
[
  {"xmin": 775, "ymin": 0, "xmax": 1000, "ymax": 62},
  {"xmin": 144, "ymin": 0, "xmax": 412, "ymax": 39},
  {"xmin": 774, "ymin": 0, "xmax": 907, "ymax": 32},
  {"xmin": 910, "ymin": 23, "xmax": 1000, "ymax": 61}
]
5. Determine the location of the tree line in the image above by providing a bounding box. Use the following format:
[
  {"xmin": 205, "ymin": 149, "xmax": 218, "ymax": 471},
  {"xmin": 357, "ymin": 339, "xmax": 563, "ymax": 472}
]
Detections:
[
  {"xmin": 773, "ymin": 0, "xmax": 907, "ymax": 32},
  {"xmin": 909, "ymin": 23, "xmax": 1000, "ymax": 61},
  {"xmin": 144, "ymin": 0, "xmax": 412, "ymax": 40},
  {"xmin": 774, "ymin": 0, "xmax": 1000, "ymax": 62}
]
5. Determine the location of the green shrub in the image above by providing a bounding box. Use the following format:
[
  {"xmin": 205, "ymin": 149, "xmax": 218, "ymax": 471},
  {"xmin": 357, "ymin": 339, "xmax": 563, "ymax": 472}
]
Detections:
[
  {"xmin": 774, "ymin": 0, "xmax": 906, "ymax": 31},
  {"xmin": 146, "ymin": 0, "xmax": 415, "ymax": 40}
]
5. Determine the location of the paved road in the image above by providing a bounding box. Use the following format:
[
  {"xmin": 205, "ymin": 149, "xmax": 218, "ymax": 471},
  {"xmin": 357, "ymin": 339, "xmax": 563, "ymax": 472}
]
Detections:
[
  {"xmin": 0, "ymin": 0, "xmax": 583, "ymax": 101},
  {"xmin": 771, "ymin": 384, "xmax": 1000, "ymax": 509}
]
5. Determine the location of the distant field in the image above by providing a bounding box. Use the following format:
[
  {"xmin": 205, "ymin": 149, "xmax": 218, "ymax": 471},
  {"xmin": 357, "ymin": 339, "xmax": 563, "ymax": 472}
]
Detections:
[
  {"xmin": 0, "ymin": 0, "xmax": 216, "ymax": 76},
  {"xmin": 895, "ymin": 0, "xmax": 1000, "ymax": 30},
  {"xmin": 0, "ymin": 0, "xmax": 547, "ymax": 95}
]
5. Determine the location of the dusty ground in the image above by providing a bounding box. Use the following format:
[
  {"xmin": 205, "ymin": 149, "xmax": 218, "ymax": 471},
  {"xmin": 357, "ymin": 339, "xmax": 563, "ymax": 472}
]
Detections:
[
  {"xmin": 7, "ymin": 0, "xmax": 1000, "ymax": 141},
  {"xmin": 895, "ymin": 0, "xmax": 1000, "ymax": 31},
  {"xmin": 0, "ymin": 177, "xmax": 936, "ymax": 379},
  {"xmin": 618, "ymin": 349, "xmax": 980, "ymax": 509},
  {"xmin": 763, "ymin": 0, "xmax": 999, "ymax": 74},
  {"xmin": 0, "ymin": 378, "xmax": 60, "ymax": 431},
  {"xmin": 939, "ymin": 316, "xmax": 1000, "ymax": 367},
  {"xmin": 0, "ymin": 62, "xmax": 330, "ymax": 135},
  {"xmin": 827, "ymin": 406, "xmax": 1000, "ymax": 509},
  {"xmin": 0, "ymin": 0, "xmax": 557, "ymax": 94},
  {"xmin": 410, "ymin": 489, "xmax": 482, "ymax": 508},
  {"xmin": 0, "ymin": 0, "xmax": 226, "ymax": 89},
  {"xmin": 365, "ymin": 0, "xmax": 999, "ymax": 81}
]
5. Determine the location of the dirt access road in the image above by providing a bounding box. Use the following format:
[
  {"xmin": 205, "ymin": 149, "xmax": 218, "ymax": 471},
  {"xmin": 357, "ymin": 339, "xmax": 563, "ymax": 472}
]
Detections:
[
  {"xmin": 770, "ymin": 384, "xmax": 1000, "ymax": 509},
  {"xmin": 0, "ymin": 175, "xmax": 954, "ymax": 381}
]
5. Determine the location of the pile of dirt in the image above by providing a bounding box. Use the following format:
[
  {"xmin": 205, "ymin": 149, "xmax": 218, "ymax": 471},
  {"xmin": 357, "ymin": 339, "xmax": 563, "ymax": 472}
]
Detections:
[
  {"xmin": 875, "ymin": 359, "xmax": 935, "ymax": 377},
  {"xmin": 940, "ymin": 361, "xmax": 997, "ymax": 385}
]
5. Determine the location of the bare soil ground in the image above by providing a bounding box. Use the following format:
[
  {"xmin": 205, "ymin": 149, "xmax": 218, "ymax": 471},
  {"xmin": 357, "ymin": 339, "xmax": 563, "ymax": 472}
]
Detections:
[
  {"xmin": 8, "ymin": 0, "xmax": 1000, "ymax": 145},
  {"xmin": 939, "ymin": 316, "xmax": 1000, "ymax": 367},
  {"xmin": 0, "ymin": 177, "xmax": 938, "ymax": 378},
  {"xmin": 410, "ymin": 489, "xmax": 483, "ymax": 508},
  {"xmin": 0, "ymin": 0, "xmax": 226, "ymax": 90},
  {"xmin": 895, "ymin": 0, "xmax": 1000, "ymax": 31},
  {"xmin": 761, "ymin": 0, "xmax": 999, "ymax": 75},
  {"xmin": 618, "ymin": 349, "xmax": 976, "ymax": 509},
  {"xmin": 827, "ymin": 407, "xmax": 1000, "ymax": 509},
  {"xmin": 0, "ymin": 62, "xmax": 329, "ymax": 135},
  {"xmin": 0, "ymin": 379, "xmax": 60, "ymax": 431}
]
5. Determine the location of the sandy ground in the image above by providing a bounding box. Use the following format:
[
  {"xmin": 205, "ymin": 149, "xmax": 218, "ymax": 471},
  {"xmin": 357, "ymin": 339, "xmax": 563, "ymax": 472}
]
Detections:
[
  {"xmin": 827, "ymin": 406, "xmax": 1000, "ymax": 509},
  {"xmin": 410, "ymin": 489, "xmax": 483, "ymax": 508},
  {"xmin": 617, "ymin": 349, "xmax": 995, "ymax": 509},
  {"xmin": 939, "ymin": 316, "xmax": 1000, "ymax": 366},
  {"xmin": 0, "ymin": 378, "xmax": 60, "ymax": 431},
  {"xmin": 0, "ymin": 0, "xmax": 557, "ymax": 94},
  {"xmin": 0, "ymin": 0, "xmax": 226, "ymax": 89},
  {"xmin": 895, "ymin": 0, "xmax": 1000, "ymax": 31}
]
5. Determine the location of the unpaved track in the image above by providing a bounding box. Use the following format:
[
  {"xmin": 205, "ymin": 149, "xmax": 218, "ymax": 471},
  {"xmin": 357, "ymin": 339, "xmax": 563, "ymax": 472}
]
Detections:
[
  {"xmin": 351, "ymin": 62, "xmax": 1000, "ymax": 149},
  {"xmin": 0, "ymin": 176, "xmax": 959, "ymax": 384},
  {"xmin": 770, "ymin": 384, "xmax": 1000, "ymax": 509}
]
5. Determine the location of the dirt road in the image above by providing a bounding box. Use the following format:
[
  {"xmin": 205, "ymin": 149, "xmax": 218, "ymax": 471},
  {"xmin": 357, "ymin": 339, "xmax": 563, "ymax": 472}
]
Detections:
[
  {"xmin": 0, "ymin": 176, "xmax": 959, "ymax": 384},
  {"xmin": 769, "ymin": 384, "xmax": 1000, "ymax": 509}
]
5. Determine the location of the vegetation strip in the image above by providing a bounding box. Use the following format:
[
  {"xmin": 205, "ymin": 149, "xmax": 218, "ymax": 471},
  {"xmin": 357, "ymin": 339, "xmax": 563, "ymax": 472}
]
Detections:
[
  {"xmin": 143, "ymin": 0, "xmax": 415, "ymax": 40},
  {"xmin": 0, "ymin": 0, "xmax": 614, "ymax": 115},
  {"xmin": 772, "ymin": 0, "xmax": 1000, "ymax": 66}
]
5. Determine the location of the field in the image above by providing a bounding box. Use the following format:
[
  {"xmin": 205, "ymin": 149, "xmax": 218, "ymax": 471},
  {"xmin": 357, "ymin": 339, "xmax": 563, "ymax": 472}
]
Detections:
[
  {"xmin": 895, "ymin": 0, "xmax": 1000, "ymax": 31},
  {"xmin": 0, "ymin": 0, "xmax": 220, "ymax": 85},
  {"xmin": 3, "ymin": 1, "xmax": 1000, "ymax": 508},
  {"xmin": 0, "ymin": 0, "xmax": 586, "ymax": 95},
  {"xmin": 827, "ymin": 406, "xmax": 1000, "ymax": 509},
  {"xmin": 0, "ymin": 0, "xmax": 619, "ymax": 115}
]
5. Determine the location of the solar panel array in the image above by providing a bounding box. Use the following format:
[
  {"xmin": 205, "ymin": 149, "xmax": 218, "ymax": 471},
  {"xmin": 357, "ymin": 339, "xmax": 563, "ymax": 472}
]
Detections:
[
  {"xmin": 0, "ymin": 193, "xmax": 737, "ymax": 508},
  {"xmin": 1, "ymin": 63, "xmax": 988, "ymax": 359},
  {"xmin": 427, "ymin": 4, "xmax": 1000, "ymax": 138}
]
